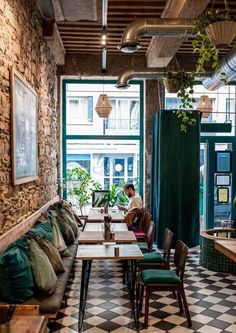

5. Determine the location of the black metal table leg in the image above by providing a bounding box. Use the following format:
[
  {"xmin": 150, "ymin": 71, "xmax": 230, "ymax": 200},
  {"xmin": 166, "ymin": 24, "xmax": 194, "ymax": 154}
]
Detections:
[
  {"xmin": 127, "ymin": 259, "xmax": 140, "ymax": 330},
  {"xmin": 78, "ymin": 259, "xmax": 92, "ymax": 332}
]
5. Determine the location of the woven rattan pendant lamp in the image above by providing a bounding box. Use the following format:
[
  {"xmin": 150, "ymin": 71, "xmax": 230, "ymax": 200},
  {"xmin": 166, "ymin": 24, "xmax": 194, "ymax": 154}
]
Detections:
[
  {"xmin": 95, "ymin": 0, "xmax": 112, "ymax": 118},
  {"xmin": 196, "ymin": 95, "xmax": 213, "ymax": 118},
  {"xmin": 95, "ymin": 76, "xmax": 112, "ymax": 118}
]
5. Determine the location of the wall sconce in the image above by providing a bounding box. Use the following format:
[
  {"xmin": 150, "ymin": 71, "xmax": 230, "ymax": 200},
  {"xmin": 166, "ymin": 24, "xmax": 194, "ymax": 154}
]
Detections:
[{"xmin": 196, "ymin": 95, "xmax": 213, "ymax": 118}]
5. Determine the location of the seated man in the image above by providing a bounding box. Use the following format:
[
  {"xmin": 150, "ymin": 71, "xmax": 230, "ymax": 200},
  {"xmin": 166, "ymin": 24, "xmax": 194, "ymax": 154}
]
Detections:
[{"xmin": 117, "ymin": 183, "xmax": 142, "ymax": 212}]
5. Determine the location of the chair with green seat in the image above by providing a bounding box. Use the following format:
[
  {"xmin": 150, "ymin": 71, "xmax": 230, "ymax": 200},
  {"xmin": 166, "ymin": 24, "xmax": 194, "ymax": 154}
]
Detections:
[
  {"xmin": 137, "ymin": 221, "xmax": 155, "ymax": 252},
  {"xmin": 136, "ymin": 240, "xmax": 191, "ymax": 329},
  {"xmin": 137, "ymin": 228, "xmax": 174, "ymax": 271}
]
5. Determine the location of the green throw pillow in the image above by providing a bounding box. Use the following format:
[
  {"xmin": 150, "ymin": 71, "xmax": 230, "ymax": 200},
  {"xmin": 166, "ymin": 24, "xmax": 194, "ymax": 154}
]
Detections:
[
  {"xmin": 50, "ymin": 217, "xmax": 71, "ymax": 257},
  {"xmin": 56, "ymin": 215, "xmax": 75, "ymax": 245},
  {"xmin": 37, "ymin": 238, "xmax": 65, "ymax": 274},
  {"xmin": 27, "ymin": 221, "xmax": 53, "ymax": 242},
  {"xmin": 60, "ymin": 209, "xmax": 79, "ymax": 237},
  {"xmin": 29, "ymin": 239, "xmax": 57, "ymax": 295},
  {"xmin": 0, "ymin": 237, "xmax": 34, "ymax": 303}
]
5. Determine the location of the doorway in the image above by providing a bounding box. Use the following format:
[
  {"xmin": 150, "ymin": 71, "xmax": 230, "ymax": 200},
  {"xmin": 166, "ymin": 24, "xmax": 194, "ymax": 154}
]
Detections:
[{"xmin": 200, "ymin": 137, "xmax": 236, "ymax": 229}]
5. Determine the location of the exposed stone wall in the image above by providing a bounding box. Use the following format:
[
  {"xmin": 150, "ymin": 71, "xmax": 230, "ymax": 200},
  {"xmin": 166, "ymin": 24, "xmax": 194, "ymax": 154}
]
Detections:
[{"xmin": 0, "ymin": 0, "xmax": 58, "ymax": 231}]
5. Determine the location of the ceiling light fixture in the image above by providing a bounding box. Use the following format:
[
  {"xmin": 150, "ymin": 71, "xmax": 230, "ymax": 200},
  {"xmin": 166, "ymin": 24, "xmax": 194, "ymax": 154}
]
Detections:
[
  {"xmin": 95, "ymin": 76, "xmax": 112, "ymax": 118},
  {"xmin": 196, "ymin": 95, "xmax": 213, "ymax": 118}
]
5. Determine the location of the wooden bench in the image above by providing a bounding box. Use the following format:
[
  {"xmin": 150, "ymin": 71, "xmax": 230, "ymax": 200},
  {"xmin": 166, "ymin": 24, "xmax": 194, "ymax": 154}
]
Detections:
[{"xmin": 0, "ymin": 195, "xmax": 79, "ymax": 318}]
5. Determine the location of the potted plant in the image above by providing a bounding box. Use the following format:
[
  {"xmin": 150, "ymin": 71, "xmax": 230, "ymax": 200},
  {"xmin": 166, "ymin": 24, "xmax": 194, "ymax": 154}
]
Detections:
[
  {"xmin": 162, "ymin": 71, "xmax": 196, "ymax": 133},
  {"xmin": 192, "ymin": 9, "xmax": 236, "ymax": 74},
  {"xmin": 66, "ymin": 167, "xmax": 101, "ymax": 215},
  {"xmin": 93, "ymin": 182, "xmax": 129, "ymax": 207}
]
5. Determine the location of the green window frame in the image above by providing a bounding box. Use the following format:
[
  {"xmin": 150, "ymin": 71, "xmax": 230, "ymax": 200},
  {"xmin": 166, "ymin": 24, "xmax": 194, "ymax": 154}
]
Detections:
[{"xmin": 62, "ymin": 79, "xmax": 144, "ymax": 198}]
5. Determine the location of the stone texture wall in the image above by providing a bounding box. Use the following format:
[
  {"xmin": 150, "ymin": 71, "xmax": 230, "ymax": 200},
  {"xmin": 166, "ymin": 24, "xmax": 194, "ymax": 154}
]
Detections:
[{"xmin": 0, "ymin": 0, "xmax": 58, "ymax": 231}]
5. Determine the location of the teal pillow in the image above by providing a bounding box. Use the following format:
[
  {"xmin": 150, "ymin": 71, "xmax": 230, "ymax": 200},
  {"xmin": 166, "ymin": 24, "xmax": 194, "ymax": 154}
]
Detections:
[
  {"xmin": 27, "ymin": 221, "xmax": 53, "ymax": 242},
  {"xmin": 137, "ymin": 251, "xmax": 164, "ymax": 264},
  {"xmin": 29, "ymin": 239, "xmax": 57, "ymax": 295},
  {"xmin": 141, "ymin": 269, "xmax": 180, "ymax": 284},
  {"xmin": 0, "ymin": 237, "xmax": 34, "ymax": 303}
]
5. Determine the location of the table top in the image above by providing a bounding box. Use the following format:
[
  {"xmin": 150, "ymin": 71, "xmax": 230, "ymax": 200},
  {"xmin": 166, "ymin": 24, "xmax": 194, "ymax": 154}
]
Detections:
[
  {"xmin": 214, "ymin": 239, "xmax": 236, "ymax": 262},
  {"xmin": 10, "ymin": 316, "xmax": 48, "ymax": 333},
  {"xmin": 84, "ymin": 222, "xmax": 128, "ymax": 232},
  {"xmin": 77, "ymin": 244, "xmax": 144, "ymax": 260},
  {"xmin": 79, "ymin": 231, "xmax": 137, "ymax": 243},
  {"xmin": 87, "ymin": 207, "xmax": 125, "ymax": 222}
]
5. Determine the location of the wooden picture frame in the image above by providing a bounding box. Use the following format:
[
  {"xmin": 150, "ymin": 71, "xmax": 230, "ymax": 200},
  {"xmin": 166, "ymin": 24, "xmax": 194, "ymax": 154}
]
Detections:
[{"xmin": 11, "ymin": 68, "xmax": 38, "ymax": 185}]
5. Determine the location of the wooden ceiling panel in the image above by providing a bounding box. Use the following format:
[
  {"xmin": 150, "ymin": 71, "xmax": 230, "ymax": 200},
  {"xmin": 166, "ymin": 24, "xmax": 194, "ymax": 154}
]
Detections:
[{"xmin": 56, "ymin": 0, "xmax": 236, "ymax": 57}]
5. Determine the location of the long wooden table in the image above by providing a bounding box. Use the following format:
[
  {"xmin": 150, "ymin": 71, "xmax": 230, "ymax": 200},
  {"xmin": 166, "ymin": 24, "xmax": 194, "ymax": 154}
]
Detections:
[
  {"xmin": 76, "ymin": 244, "xmax": 143, "ymax": 332},
  {"xmin": 84, "ymin": 222, "xmax": 128, "ymax": 232},
  {"xmin": 214, "ymin": 239, "xmax": 236, "ymax": 262},
  {"xmin": 79, "ymin": 231, "xmax": 137, "ymax": 243},
  {"xmin": 87, "ymin": 207, "xmax": 125, "ymax": 222}
]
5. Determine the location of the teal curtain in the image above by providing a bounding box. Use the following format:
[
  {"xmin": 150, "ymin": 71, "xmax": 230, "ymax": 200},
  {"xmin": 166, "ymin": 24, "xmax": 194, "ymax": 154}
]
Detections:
[{"xmin": 150, "ymin": 110, "xmax": 200, "ymax": 248}]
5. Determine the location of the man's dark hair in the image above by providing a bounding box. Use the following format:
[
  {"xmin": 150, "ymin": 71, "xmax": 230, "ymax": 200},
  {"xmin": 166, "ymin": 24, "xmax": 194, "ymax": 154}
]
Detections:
[{"xmin": 124, "ymin": 183, "xmax": 135, "ymax": 191}]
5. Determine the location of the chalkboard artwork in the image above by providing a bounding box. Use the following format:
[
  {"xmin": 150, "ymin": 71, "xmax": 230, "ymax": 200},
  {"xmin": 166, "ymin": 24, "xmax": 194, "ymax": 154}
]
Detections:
[{"xmin": 11, "ymin": 69, "xmax": 38, "ymax": 185}]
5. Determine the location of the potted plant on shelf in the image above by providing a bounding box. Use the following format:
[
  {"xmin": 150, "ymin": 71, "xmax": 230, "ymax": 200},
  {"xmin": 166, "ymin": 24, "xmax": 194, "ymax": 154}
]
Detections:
[
  {"xmin": 192, "ymin": 9, "xmax": 236, "ymax": 74},
  {"xmin": 162, "ymin": 70, "xmax": 196, "ymax": 133}
]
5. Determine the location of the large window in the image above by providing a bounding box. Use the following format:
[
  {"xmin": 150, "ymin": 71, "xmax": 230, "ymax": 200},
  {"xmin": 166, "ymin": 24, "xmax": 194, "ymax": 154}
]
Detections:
[
  {"xmin": 63, "ymin": 80, "xmax": 143, "ymax": 210},
  {"xmin": 165, "ymin": 84, "xmax": 236, "ymax": 135}
]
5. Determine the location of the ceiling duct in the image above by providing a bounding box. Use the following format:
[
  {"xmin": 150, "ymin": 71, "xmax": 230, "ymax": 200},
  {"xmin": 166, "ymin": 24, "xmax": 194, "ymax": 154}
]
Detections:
[
  {"xmin": 203, "ymin": 49, "xmax": 236, "ymax": 91},
  {"xmin": 118, "ymin": 18, "xmax": 194, "ymax": 53},
  {"xmin": 116, "ymin": 68, "xmax": 164, "ymax": 89}
]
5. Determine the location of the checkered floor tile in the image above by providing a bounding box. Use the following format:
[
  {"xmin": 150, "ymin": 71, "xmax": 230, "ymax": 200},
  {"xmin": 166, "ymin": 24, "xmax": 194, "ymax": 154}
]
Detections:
[{"xmin": 48, "ymin": 248, "xmax": 236, "ymax": 333}]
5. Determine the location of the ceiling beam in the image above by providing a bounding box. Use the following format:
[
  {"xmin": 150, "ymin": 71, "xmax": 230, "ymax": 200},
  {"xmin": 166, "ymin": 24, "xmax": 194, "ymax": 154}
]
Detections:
[
  {"xmin": 146, "ymin": 0, "xmax": 211, "ymax": 68},
  {"xmin": 44, "ymin": 22, "xmax": 65, "ymax": 65},
  {"xmin": 51, "ymin": 0, "xmax": 65, "ymax": 22}
]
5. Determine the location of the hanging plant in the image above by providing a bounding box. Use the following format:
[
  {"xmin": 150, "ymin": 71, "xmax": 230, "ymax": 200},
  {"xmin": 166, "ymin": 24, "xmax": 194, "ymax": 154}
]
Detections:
[
  {"xmin": 162, "ymin": 71, "xmax": 196, "ymax": 133},
  {"xmin": 192, "ymin": 9, "xmax": 236, "ymax": 75}
]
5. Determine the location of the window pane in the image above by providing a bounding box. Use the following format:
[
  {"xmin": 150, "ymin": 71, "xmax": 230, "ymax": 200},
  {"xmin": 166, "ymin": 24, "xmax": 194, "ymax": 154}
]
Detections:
[
  {"xmin": 113, "ymin": 159, "xmax": 124, "ymax": 177},
  {"xmin": 66, "ymin": 139, "xmax": 140, "ymax": 189},
  {"xmin": 165, "ymin": 84, "xmax": 236, "ymax": 136},
  {"xmin": 66, "ymin": 83, "xmax": 140, "ymax": 136}
]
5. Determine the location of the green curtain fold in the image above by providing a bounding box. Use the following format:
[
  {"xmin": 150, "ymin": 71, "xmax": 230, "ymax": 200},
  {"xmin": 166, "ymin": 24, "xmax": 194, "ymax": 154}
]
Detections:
[{"xmin": 150, "ymin": 110, "xmax": 200, "ymax": 248}]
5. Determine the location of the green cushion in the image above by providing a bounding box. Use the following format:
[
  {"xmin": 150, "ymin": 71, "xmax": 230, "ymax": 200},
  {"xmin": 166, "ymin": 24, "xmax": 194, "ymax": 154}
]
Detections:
[
  {"xmin": 29, "ymin": 239, "xmax": 57, "ymax": 295},
  {"xmin": 27, "ymin": 221, "xmax": 53, "ymax": 242},
  {"xmin": 0, "ymin": 237, "xmax": 34, "ymax": 303},
  {"xmin": 60, "ymin": 209, "xmax": 79, "ymax": 237},
  {"xmin": 137, "ymin": 251, "xmax": 164, "ymax": 264},
  {"xmin": 141, "ymin": 269, "xmax": 180, "ymax": 284},
  {"xmin": 138, "ymin": 242, "xmax": 148, "ymax": 251},
  {"xmin": 51, "ymin": 218, "xmax": 71, "ymax": 257}
]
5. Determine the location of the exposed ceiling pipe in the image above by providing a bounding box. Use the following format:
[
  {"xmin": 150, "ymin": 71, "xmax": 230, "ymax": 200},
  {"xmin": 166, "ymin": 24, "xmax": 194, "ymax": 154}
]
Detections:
[
  {"xmin": 203, "ymin": 49, "xmax": 236, "ymax": 90},
  {"xmin": 116, "ymin": 68, "xmax": 164, "ymax": 89},
  {"xmin": 118, "ymin": 18, "xmax": 194, "ymax": 53}
]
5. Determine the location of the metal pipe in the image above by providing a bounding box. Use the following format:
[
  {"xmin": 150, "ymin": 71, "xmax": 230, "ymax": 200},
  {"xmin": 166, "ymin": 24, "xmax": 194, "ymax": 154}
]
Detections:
[
  {"xmin": 118, "ymin": 18, "xmax": 195, "ymax": 53},
  {"xmin": 203, "ymin": 49, "xmax": 236, "ymax": 90},
  {"xmin": 116, "ymin": 68, "xmax": 164, "ymax": 89}
]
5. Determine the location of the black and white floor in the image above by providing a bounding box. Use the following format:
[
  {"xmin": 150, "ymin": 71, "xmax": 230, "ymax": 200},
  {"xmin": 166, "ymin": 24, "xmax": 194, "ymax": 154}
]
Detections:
[{"xmin": 48, "ymin": 249, "xmax": 236, "ymax": 333}]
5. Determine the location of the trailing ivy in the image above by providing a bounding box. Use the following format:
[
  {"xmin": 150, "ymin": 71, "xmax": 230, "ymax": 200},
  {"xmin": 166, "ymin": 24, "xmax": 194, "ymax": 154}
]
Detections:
[{"xmin": 163, "ymin": 71, "xmax": 196, "ymax": 133}]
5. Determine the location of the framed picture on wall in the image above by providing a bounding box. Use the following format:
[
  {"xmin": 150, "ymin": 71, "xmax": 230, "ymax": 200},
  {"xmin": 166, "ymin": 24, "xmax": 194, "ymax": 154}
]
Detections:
[{"xmin": 10, "ymin": 68, "xmax": 38, "ymax": 185}]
